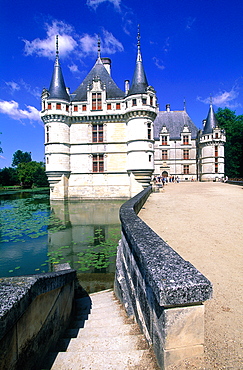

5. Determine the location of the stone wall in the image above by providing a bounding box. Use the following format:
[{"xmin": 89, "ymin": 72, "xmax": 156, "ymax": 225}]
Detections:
[
  {"xmin": 0, "ymin": 267, "xmax": 76, "ymax": 370},
  {"xmin": 114, "ymin": 186, "xmax": 213, "ymax": 369}
]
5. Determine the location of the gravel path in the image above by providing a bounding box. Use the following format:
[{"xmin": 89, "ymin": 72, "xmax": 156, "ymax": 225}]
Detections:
[{"xmin": 139, "ymin": 182, "xmax": 243, "ymax": 370}]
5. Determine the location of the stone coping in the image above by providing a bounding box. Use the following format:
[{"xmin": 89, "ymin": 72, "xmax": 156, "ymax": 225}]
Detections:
[
  {"xmin": 119, "ymin": 186, "xmax": 212, "ymax": 307},
  {"xmin": 0, "ymin": 269, "xmax": 76, "ymax": 341}
]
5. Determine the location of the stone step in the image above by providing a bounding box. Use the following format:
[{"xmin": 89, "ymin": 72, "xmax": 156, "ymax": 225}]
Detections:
[
  {"xmin": 65, "ymin": 323, "xmax": 141, "ymax": 338},
  {"xmin": 57, "ymin": 334, "xmax": 148, "ymax": 352},
  {"xmin": 50, "ymin": 349, "xmax": 157, "ymax": 370}
]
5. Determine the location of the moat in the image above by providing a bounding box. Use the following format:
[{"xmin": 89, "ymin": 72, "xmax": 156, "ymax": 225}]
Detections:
[{"xmin": 0, "ymin": 189, "xmax": 123, "ymax": 292}]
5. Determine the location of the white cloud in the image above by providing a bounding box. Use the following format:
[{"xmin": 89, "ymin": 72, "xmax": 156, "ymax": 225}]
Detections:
[
  {"xmin": 197, "ymin": 85, "xmax": 241, "ymax": 108},
  {"xmin": 79, "ymin": 29, "xmax": 123, "ymax": 56},
  {"xmin": 153, "ymin": 57, "xmax": 165, "ymax": 70},
  {"xmin": 0, "ymin": 100, "xmax": 42, "ymax": 124},
  {"xmin": 86, "ymin": 0, "xmax": 121, "ymax": 11},
  {"xmin": 186, "ymin": 17, "xmax": 196, "ymax": 30},
  {"xmin": 5, "ymin": 81, "xmax": 20, "ymax": 94},
  {"xmin": 23, "ymin": 20, "xmax": 77, "ymax": 59},
  {"xmin": 68, "ymin": 64, "xmax": 80, "ymax": 73}
]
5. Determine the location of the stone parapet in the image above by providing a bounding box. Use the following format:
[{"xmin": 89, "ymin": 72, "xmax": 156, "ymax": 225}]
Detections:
[
  {"xmin": 114, "ymin": 186, "xmax": 212, "ymax": 369},
  {"xmin": 0, "ymin": 267, "xmax": 76, "ymax": 370}
]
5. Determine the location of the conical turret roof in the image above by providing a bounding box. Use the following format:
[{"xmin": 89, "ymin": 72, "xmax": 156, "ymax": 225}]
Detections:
[
  {"xmin": 128, "ymin": 29, "xmax": 148, "ymax": 96},
  {"xmin": 48, "ymin": 36, "xmax": 70, "ymax": 101},
  {"xmin": 203, "ymin": 103, "xmax": 218, "ymax": 134}
]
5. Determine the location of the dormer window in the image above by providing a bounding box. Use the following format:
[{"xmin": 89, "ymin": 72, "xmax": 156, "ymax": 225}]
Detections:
[
  {"xmin": 92, "ymin": 93, "xmax": 102, "ymax": 110},
  {"xmin": 162, "ymin": 136, "xmax": 168, "ymax": 145},
  {"xmin": 183, "ymin": 135, "xmax": 189, "ymax": 145}
]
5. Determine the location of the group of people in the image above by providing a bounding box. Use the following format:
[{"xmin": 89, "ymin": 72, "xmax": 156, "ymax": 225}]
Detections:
[{"xmin": 153, "ymin": 175, "xmax": 180, "ymax": 187}]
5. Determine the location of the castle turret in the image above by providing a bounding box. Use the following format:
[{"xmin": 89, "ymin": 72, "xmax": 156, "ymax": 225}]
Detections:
[
  {"xmin": 40, "ymin": 35, "xmax": 71, "ymax": 198},
  {"xmin": 199, "ymin": 102, "xmax": 226, "ymax": 181},
  {"xmin": 125, "ymin": 28, "xmax": 157, "ymax": 195}
]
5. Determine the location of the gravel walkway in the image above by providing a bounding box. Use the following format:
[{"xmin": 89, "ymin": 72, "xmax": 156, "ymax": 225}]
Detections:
[{"xmin": 139, "ymin": 182, "xmax": 243, "ymax": 370}]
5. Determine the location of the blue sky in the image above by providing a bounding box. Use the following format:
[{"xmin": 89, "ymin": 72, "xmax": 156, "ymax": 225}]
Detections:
[{"xmin": 0, "ymin": 0, "xmax": 242, "ymax": 168}]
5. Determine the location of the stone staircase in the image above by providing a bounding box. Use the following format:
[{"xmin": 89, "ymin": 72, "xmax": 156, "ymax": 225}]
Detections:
[{"xmin": 43, "ymin": 289, "xmax": 158, "ymax": 370}]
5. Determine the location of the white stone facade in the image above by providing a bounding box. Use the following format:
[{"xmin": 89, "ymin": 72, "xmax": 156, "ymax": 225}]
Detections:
[{"xmin": 41, "ymin": 40, "xmax": 225, "ymax": 199}]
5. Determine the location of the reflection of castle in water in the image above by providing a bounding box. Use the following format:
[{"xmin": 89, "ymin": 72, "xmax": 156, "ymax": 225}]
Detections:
[{"xmin": 48, "ymin": 200, "xmax": 123, "ymax": 275}]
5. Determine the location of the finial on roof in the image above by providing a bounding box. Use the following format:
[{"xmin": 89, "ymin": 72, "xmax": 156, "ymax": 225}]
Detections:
[
  {"xmin": 137, "ymin": 24, "xmax": 142, "ymax": 62},
  {"xmin": 98, "ymin": 36, "xmax": 101, "ymax": 59},
  {"xmin": 56, "ymin": 35, "xmax": 59, "ymax": 60},
  {"xmin": 210, "ymin": 94, "xmax": 213, "ymax": 106},
  {"xmin": 184, "ymin": 98, "xmax": 187, "ymax": 111}
]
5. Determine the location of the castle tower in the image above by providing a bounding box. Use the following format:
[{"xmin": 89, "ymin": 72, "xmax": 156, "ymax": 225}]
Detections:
[
  {"xmin": 198, "ymin": 103, "xmax": 226, "ymax": 181},
  {"xmin": 41, "ymin": 36, "xmax": 71, "ymax": 198},
  {"xmin": 125, "ymin": 28, "xmax": 157, "ymax": 196}
]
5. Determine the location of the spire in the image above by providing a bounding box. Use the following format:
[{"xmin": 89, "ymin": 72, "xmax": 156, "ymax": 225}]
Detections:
[
  {"xmin": 48, "ymin": 35, "xmax": 70, "ymax": 101},
  {"xmin": 97, "ymin": 36, "xmax": 101, "ymax": 59},
  {"xmin": 128, "ymin": 25, "xmax": 148, "ymax": 95},
  {"xmin": 203, "ymin": 100, "xmax": 218, "ymax": 134}
]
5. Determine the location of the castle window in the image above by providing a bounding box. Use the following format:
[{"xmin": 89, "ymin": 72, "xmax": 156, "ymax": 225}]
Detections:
[
  {"xmin": 107, "ymin": 103, "xmax": 112, "ymax": 110},
  {"xmin": 150, "ymin": 96, "xmax": 153, "ymax": 106},
  {"xmin": 43, "ymin": 101, "xmax": 45, "ymax": 110},
  {"xmin": 48, "ymin": 103, "xmax": 51, "ymax": 110},
  {"xmin": 66, "ymin": 105, "xmax": 69, "ymax": 112},
  {"xmin": 74, "ymin": 105, "xmax": 78, "ymax": 112},
  {"xmin": 46, "ymin": 157, "xmax": 49, "ymax": 164},
  {"xmin": 92, "ymin": 93, "xmax": 102, "ymax": 110},
  {"xmin": 215, "ymin": 163, "xmax": 218, "ymax": 173},
  {"xmin": 162, "ymin": 150, "xmax": 167, "ymax": 160},
  {"xmin": 183, "ymin": 135, "xmax": 189, "ymax": 145},
  {"xmin": 183, "ymin": 165, "xmax": 189, "ymax": 174},
  {"xmin": 132, "ymin": 99, "xmax": 137, "ymax": 106},
  {"xmin": 56, "ymin": 103, "xmax": 61, "ymax": 110},
  {"xmin": 162, "ymin": 136, "xmax": 168, "ymax": 145},
  {"xmin": 215, "ymin": 146, "xmax": 218, "ymax": 157},
  {"xmin": 147, "ymin": 122, "xmax": 151, "ymax": 139},
  {"xmin": 183, "ymin": 149, "xmax": 189, "ymax": 160},
  {"xmin": 93, "ymin": 154, "xmax": 104, "ymax": 172},
  {"xmin": 82, "ymin": 105, "xmax": 87, "ymax": 111},
  {"xmin": 142, "ymin": 98, "xmax": 147, "ymax": 105},
  {"xmin": 92, "ymin": 124, "xmax": 103, "ymax": 143},
  {"xmin": 46, "ymin": 126, "xmax": 49, "ymax": 143},
  {"xmin": 215, "ymin": 132, "xmax": 219, "ymax": 139},
  {"xmin": 116, "ymin": 103, "xmax": 121, "ymax": 110},
  {"xmin": 149, "ymin": 155, "xmax": 152, "ymax": 162}
]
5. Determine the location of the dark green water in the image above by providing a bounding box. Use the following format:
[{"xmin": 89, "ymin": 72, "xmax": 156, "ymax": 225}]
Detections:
[{"xmin": 0, "ymin": 190, "xmax": 123, "ymax": 292}]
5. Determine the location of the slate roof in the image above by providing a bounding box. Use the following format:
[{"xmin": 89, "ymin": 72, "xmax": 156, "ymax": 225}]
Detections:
[
  {"xmin": 154, "ymin": 110, "xmax": 199, "ymax": 140},
  {"xmin": 203, "ymin": 104, "xmax": 218, "ymax": 134},
  {"xmin": 48, "ymin": 58, "xmax": 70, "ymax": 101},
  {"xmin": 128, "ymin": 41, "xmax": 148, "ymax": 95},
  {"xmin": 72, "ymin": 58, "xmax": 124, "ymax": 102}
]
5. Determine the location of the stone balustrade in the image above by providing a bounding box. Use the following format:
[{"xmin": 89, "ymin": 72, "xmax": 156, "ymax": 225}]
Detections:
[{"xmin": 114, "ymin": 185, "xmax": 213, "ymax": 369}]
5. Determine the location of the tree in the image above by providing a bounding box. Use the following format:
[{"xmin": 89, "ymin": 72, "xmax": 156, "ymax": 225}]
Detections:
[
  {"xmin": 12, "ymin": 150, "xmax": 32, "ymax": 167},
  {"xmin": 0, "ymin": 167, "xmax": 18, "ymax": 186},
  {"xmin": 216, "ymin": 108, "xmax": 243, "ymax": 178},
  {"xmin": 17, "ymin": 161, "xmax": 49, "ymax": 188},
  {"xmin": 0, "ymin": 132, "xmax": 2, "ymax": 154}
]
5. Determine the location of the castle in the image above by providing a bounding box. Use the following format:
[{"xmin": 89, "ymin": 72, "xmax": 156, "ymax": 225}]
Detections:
[{"xmin": 41, "ymin": 34, "xmax": 226, "ymax": 200}]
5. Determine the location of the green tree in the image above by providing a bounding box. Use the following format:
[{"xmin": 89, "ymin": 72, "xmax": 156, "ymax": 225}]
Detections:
[
  {"xmin": 0, "ymin": 167, "xmax": 18, "ymax": 186},
  {"xmin": 216, "ymin": 108, "xmax": 243, "ymax": 178},
  {"xmin": 17, "ymin": 161, "xmax": 49, "ymax": 188},
  {"xmin": 0, "ymin": 132, "xmax": 3, "ymax": 154},
  {"xmin": 12, "ymin": 150, "xmax": 32, "ymax": 167}
]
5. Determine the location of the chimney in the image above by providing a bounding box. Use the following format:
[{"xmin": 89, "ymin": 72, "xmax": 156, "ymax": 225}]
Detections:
[
  {"xmin": 166, "ymin": 104, "xmax": 170, "ymax": 112},
  {"xmin": 101, "ymin": 58, "xmax": 111, "ymax": 75},
  {"xmin": 125, "ymin": 80, "xmax": 130, "ymax": 95}
]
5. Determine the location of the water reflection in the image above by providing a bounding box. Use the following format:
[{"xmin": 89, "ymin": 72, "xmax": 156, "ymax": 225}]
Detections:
[
  {"xmin": 0, "ymin": 191, "xmax": 123, "ymax": 293},
  {"xmin": 49, "ymin": 200, "xmax": 123, "ymax": 292}
]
